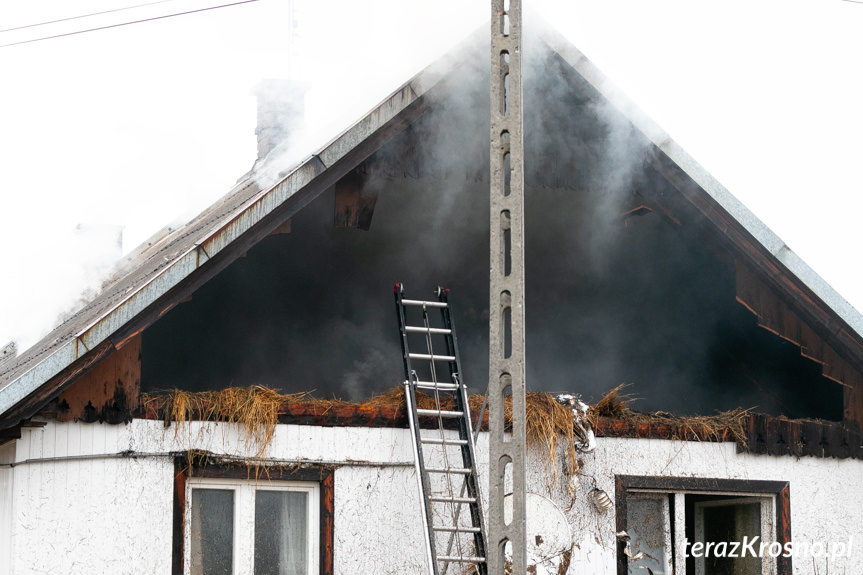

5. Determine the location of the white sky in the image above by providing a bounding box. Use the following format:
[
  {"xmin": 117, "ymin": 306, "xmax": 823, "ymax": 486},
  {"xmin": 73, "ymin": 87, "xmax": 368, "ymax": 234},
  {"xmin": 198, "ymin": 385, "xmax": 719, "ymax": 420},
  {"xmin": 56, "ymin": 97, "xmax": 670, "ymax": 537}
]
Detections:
[{"xmin": 1, "ymin": 0, "xmax": 861, "ymax": 353}]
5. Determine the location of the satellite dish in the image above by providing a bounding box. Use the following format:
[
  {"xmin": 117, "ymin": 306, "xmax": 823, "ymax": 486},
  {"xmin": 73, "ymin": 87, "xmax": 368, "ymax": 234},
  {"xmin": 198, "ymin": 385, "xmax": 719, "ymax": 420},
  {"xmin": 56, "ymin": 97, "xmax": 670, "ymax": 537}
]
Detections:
[{"xmin": 503, "ymin": 492, "xmax": 573, "ymax": 574}]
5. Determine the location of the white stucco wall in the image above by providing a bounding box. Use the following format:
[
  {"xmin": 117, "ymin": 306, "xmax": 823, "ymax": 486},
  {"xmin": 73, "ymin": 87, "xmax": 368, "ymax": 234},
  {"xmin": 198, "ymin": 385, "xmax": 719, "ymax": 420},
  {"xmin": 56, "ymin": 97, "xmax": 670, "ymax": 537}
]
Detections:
[
  {"xmin": 3, "ymin": 419, "xmax": 862, "ymax": 574},
  {"xmin": 1, "ymin": 440, "xmax": 15, "ymax": 575},
  {"xmin": 558, "ymin": 437, "xmax": 863, "ymax": 575},
  {"xmin": 6, "ymin": 422, "xmax": 174, "ymax": 575}
]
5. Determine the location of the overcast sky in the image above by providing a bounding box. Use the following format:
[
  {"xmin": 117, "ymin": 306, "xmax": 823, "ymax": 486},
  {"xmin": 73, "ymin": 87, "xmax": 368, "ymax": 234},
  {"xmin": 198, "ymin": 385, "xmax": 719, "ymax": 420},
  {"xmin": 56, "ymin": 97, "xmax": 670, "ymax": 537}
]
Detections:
[{"xmin": 1, "ymin": 0, "xmax": 861, "ymax": 353}]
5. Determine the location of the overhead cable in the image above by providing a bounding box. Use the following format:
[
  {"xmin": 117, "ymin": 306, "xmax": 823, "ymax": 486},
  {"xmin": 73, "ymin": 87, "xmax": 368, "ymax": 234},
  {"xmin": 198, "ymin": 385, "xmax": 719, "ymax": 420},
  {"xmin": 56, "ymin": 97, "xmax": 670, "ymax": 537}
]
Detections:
[
  {"xmin": 0, "ymin": 0, "xmax": 179, "ymax": 34},
  {"xmin": 0, "ymin": 0, "xmax": 262, "ymax": 49}
]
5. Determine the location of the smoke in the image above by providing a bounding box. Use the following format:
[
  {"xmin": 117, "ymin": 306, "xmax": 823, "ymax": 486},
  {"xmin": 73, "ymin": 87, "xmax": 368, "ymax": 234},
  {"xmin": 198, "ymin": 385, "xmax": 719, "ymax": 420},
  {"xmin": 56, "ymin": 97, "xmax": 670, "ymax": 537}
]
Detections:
[
  {"xmin": 141, "ymin": 27, "xmax": 843, "ymax": 422},
  {"xmin": 249, "ymin": 1, "xmax": 488, "ymax": 193},
  {"xmin": 0, "ymin": 3, "xmax": 840, "ymax": 419},
  {"xmin": 0, "ymin": 0, "xmax": 488, "ymax": 361},
  {"xmin": 0, "ymin": 224, "xmax": 123, "ymax": 353}
]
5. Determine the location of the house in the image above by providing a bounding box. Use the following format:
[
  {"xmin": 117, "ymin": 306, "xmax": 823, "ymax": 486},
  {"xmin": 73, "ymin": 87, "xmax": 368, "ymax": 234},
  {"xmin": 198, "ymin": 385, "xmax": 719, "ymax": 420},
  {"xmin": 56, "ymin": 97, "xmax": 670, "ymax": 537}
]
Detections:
[{"xmin": 1, "ymin": 15, "xmax": 862, "ymax": 575}]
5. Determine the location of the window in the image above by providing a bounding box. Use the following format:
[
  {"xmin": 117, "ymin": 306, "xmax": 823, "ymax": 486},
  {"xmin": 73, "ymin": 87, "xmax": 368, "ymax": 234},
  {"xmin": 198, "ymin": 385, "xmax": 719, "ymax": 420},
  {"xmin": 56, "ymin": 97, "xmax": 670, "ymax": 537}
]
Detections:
[
  {"xmin": 173, "ymin": 463, "xmax": 334, "ymax": 575},
  {"xmin": 186, "ymin": 478, "xmax": 319, "ymax": 575},
  {"xmin": 616, "ymin": 476, "xmax": 791, "ymax": 575},
  {"xmin": 693, "ymin": 496, "xmax": 771, "ymax": 575}
]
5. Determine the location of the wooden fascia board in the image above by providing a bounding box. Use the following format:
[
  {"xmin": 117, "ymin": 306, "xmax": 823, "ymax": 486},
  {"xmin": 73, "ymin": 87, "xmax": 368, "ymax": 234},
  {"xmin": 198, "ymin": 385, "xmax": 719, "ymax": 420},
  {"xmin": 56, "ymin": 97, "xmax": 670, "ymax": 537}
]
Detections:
[
  {"xmin": 647, "ymin": 147, "xmax": 863, "ymax": 374},
  {"xmin": 0, "ymin": 340, "xmax": 115, "ymax": 429}
]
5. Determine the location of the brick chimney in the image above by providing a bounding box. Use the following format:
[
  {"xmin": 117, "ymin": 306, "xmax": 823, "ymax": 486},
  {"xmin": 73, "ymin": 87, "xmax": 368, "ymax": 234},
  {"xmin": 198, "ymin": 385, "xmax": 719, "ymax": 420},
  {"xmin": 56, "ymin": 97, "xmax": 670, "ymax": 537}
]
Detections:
[{"xmin": 253, "ymin": 79, "xmax": 307, "ymax": 162}]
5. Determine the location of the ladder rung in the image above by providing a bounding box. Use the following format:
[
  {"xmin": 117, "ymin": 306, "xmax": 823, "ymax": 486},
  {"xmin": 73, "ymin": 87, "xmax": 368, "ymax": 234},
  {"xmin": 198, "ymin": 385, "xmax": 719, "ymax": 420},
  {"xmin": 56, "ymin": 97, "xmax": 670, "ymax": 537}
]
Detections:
[
  {"xmin": 409, "ymin": 353, "xmax": 456, "ymax": 362},
  {"xmin": 425, "ymin": 467, "xmax": 471, "ymax": 474},
  {"xmin": 421, "ymin": 438, "xmax": 469, "ymax": 446},
  {"xmin": 405, "ymin": 326, "xmax": 452, "ymax": 334},
  {"xmin": 433, "ymin": 526, "xmax": 483, "ymax": 533},
  {"xmin": 429, "ymin": 496, "xmax": 476, "ymax": 504},
  {"xmin": 415, "ymin": 381, "xmax": 458, "ymax": 391},
  {"xmin": 402, "ymin": 299, "xmax": 448, "ymax": 308},
  {"xmin": 438, "ymin": 556, "xmax": 486, "ymax": 563},
  {"xmin": 417, "ymin": 409, "xmax": 463, "ymax": 418}
]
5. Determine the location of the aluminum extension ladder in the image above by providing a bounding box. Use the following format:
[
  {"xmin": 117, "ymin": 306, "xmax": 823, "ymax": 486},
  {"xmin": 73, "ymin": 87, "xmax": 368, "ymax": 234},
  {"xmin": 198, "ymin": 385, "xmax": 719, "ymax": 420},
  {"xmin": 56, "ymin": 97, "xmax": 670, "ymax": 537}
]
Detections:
[{"xmin": 394, "ymin": 284, "xmax": 488, "ymax": 575}]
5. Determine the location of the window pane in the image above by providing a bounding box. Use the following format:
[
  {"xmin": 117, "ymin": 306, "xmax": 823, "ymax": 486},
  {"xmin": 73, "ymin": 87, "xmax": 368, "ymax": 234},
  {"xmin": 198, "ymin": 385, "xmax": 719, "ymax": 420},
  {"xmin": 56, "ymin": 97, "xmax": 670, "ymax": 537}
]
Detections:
[
  {"xmin": 627, "ymin": 495, "xmax": 670, "ymax": 575},
  {"xmin": 701, "ymin": 502, "xmax": 761, "ymax": 575},
  {"xmin": 255, "ymin": 490, "xmax": 308, "ymax": 575},
  {"xmin": 191, "ymin": 489, "xmax": 234, "ymax": 575}
]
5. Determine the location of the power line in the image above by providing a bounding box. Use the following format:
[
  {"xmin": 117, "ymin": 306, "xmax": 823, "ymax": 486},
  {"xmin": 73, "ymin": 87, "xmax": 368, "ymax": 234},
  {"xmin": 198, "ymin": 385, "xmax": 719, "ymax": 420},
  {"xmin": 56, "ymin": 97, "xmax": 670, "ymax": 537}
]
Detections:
[
  {"xmin": 0, "ymin": 0, "xmax": 262, "ymax": 49},
  {"xmin": 0, "ymin": 0, "xmax": 179, "ymax": 34}
]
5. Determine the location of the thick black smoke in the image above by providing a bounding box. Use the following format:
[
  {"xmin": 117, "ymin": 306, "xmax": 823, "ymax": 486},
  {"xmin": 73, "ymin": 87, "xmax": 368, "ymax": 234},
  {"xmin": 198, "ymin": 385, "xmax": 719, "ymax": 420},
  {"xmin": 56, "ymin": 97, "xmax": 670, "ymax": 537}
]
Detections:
[{"xmin": 142, "ymin": 36, "xmax": 841, "ymax": 420}]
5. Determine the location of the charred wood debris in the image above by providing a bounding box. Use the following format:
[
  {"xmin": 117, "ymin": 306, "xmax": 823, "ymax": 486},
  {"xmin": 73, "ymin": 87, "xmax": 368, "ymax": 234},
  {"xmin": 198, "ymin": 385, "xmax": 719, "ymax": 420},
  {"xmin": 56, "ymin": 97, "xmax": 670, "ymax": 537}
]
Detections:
[{"xmin": 127, "ymin": 383, "xmax": 863, "ymax": 462}]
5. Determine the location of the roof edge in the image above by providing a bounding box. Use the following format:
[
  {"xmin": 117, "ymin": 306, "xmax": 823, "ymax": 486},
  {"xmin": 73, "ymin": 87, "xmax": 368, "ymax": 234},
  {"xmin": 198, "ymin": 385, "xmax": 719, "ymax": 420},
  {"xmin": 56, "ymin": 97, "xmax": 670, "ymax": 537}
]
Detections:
[
  {"xmin": 535, "ymin": 18, "xmax": 863, "ymax": 341},
  {"xmin": 0, "ymin": 24, "xmax": 488, "ymax": 423}
]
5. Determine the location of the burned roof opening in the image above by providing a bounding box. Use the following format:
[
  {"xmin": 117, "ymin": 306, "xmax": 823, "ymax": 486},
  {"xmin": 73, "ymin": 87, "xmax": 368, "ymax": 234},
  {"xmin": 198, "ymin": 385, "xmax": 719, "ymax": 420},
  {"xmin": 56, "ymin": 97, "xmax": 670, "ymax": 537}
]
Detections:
[
  {"xmin": 141, "ymin": 177, "xmax": 492, "ymax": 400},
  {"xmin": 137, "ymin": 37, "xmax": 845, "ymax": 420}
]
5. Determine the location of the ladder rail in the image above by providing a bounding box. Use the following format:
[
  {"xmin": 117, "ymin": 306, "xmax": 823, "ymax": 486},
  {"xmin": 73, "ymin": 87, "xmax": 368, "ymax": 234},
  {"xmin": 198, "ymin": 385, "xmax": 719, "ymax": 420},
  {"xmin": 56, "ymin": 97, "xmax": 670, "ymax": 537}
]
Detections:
[
  {"xmin": 405, "ymin": 377, "xmax": 438, "ymax": 574},
  {"xmin": 423, "ymin": 298, "xmax": 466, "ymax": 573},
  {"xmin": 394, "ymin": 284, "xmax": 488, "ymax": 575},
  {"xmin": 396, "ymin": 285, "xmax": 440, "ymax": 574},
  {"xmin": 438, "ymin": 289, "xmax": 488, "ymax": 571}
]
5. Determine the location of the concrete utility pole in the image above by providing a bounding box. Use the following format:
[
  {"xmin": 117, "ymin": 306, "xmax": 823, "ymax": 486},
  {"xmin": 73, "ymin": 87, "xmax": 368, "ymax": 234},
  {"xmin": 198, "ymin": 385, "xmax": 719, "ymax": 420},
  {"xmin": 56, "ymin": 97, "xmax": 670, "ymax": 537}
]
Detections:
[{"xmin": 488, "ymin": 0, "xmax": 527, "ymax": 573}]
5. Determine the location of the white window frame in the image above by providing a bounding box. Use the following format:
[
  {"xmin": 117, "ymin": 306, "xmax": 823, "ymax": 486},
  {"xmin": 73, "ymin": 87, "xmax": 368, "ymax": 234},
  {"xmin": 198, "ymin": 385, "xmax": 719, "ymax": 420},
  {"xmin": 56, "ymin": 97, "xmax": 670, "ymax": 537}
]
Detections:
[
  {"xmin": 627, "ymin": 489, "xmax": 777, "ymax": 575},
  {"xmin": 184, "ymin": 477, "xmax": 320, "ymax": 575}
]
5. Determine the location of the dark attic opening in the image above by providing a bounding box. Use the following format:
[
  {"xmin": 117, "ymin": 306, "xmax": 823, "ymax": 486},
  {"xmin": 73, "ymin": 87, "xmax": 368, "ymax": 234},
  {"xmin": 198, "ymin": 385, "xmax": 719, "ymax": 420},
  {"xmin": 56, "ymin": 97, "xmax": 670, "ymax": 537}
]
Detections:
[{"xmin": 141, "ymin": 38, "xmax": 844, "ymax": 422}]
